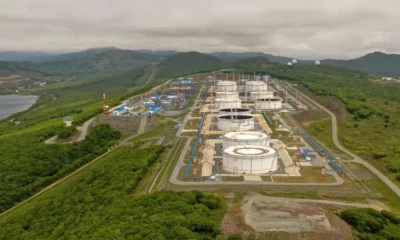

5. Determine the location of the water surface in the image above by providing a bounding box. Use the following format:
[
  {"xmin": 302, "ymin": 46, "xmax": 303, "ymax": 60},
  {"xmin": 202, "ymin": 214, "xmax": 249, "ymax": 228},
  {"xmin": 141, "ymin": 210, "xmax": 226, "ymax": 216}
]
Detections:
[{"xmin": 0, "ymin": 95, "xmax": 37, "ymax": 120}]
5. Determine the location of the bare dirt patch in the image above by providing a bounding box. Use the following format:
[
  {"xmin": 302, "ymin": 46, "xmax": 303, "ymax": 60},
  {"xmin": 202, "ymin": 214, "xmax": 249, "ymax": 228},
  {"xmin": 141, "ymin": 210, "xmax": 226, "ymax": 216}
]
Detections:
[{"xmin": 221, "ymin": 193, "xmax": 357, "ymax": 240}]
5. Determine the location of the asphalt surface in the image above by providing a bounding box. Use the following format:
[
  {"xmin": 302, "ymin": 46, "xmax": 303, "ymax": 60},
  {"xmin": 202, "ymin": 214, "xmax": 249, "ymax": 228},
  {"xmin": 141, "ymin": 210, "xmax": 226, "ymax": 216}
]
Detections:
[{"xmin": 283, "ymin": 81, "xmax": 400, "ymax": 197}]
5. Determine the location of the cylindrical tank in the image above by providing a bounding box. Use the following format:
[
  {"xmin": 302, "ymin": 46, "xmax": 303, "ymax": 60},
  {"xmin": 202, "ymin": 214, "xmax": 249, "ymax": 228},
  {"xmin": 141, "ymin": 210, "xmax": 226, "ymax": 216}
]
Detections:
[
  {"xmin": 216, "ymin": 92, "xmax": 239, "ymax": 100},
  {"xmin": 219, "ymin": 108, "xmax": 251, "ymax": 116},
  {"xmin": 223, "ymin": 145, "xmax": 278, "ymax": 174},
  {"xmin": 254, "ymin": 98, "xmax": 282, "ymax": 110},
  {"xmin": 216, "ymin": 81, "xmax": 237, "ymax": 91},
  {"xmin": 215, "ymin": 98, "xmax": 242, "ymax": 109},
  {"xmin": 246, "ymin": 82, "xmax": 269, "ymax": 91},
  {"xmin": 250, "ymin": 91, "xmax": 274, "ymax": 99},
  {"xmin": 217, "ymin": 115, "xmax": 254, "ymax": 131},
  {"xmin": 223, "ymin": 131, "xmax": 269, "ymax": 149}
]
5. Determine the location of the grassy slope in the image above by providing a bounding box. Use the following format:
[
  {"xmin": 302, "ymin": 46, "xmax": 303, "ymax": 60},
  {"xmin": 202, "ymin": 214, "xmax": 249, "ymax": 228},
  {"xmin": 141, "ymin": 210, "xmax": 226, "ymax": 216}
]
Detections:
[{"xmin": 0, "ymin": 144, "xmax": 225, "ymax": 239}]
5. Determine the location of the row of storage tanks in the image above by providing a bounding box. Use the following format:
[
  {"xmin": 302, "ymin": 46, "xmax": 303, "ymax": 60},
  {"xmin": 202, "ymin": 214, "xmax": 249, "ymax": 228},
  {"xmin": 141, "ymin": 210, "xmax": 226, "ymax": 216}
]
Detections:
[
  {"xmin": 221, "ymin": 131, "xmax": 278, "ymax": 174},
  {"xmin": 214, "ymin": 81, "xmax": 282, "ymax": 110}
]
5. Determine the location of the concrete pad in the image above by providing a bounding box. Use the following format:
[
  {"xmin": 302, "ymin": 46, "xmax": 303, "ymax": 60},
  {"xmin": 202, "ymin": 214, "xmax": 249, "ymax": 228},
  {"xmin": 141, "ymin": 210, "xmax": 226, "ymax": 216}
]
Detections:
[{"xmin": 244, "ymin": 175, "xmax": 262, "ymax": 181}]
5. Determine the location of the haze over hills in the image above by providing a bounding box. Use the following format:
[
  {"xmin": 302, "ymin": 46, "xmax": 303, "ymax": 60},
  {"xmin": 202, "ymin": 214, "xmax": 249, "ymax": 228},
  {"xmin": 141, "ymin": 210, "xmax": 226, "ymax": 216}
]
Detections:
[
  {"xmin": 0, "ymin": 51, "xmax": 58, "ymax": 62},
  {"xmin": 321, "ymin": 52, "xmax": 400, "ymax": 77}
]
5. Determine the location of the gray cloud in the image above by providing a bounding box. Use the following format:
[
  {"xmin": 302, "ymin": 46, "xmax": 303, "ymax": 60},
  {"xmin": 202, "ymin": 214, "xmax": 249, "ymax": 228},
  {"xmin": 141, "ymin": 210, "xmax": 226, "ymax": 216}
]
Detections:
[{"xmin": 0, "ymin": 0, "xmax": 399, "ymax": 58}]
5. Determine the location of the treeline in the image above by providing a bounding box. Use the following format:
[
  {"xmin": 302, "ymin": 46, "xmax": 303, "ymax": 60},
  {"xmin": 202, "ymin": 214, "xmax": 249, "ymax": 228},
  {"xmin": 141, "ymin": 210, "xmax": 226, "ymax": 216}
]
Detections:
[
  {"xmin": 0, "ymin": 145, "xmax": 225, "ymax": 239},
  {"xmin": 341, "ymin": 208, "xmax": 400, "ymax": 240},
  {"xmin": 0, "ymin": 124, "xmax": 120, "ymax": 213}
]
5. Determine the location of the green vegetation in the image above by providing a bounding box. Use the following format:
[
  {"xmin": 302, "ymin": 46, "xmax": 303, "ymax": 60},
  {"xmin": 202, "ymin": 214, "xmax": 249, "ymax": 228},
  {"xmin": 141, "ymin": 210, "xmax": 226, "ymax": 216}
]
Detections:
[
  {"xmin": 234, "ymin": 56, "xmax": 270, "ymax": 68},
  {"xmin": 0, "ymin": 144, "xmax": 225, "ymax": 239},
  {"xmin": 56, "ymin": 126, "xmax": 76, "ymax": 139},
  {"xmin": 323, "ymin": 51, "xmax": 400, "ymax": 77},
  {"xmin": 235, "ymin": 63, "xmax": 400, "ymax": 183},
  {"xmin": 156, "ymin": 51, "xmax": 227, "ymax": 80},
  {"xmin": 340, "ymin": 208, "xmax": 400, "ymax": 240},
  {"xmin": 0, "ymin": 124, "xmax": 120, "ymax": 212}
]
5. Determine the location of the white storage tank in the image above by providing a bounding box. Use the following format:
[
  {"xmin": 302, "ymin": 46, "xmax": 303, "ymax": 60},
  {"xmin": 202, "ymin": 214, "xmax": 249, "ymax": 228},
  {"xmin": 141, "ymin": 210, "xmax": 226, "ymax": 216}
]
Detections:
[
  {"xmin": 216, "ymin": 81, "xmax": 237, "ymax": 91},
  {"xmin": 216, "ymin": 91, "xmax": 239, "ymax": 100},
  {"xmin": 219, "ymin": 108, "xmax": 251, "ymax": 116},
  {"xmin": 250, "ymin": 91, "xmax": 274, "ymax": 99},
  {"xmin": 254, "ymin": 98, "xmax": 282, "ymax": 110},
  {"xmin": 215, "ymin": 98, "xmax": 242, "ymax": 109},
  {"xmin": 246, "ymin": 82, "xmax": 269, "ymax": 91},
  {"xmin": 223, "ymin": 131, "xmax": 269, "ymax": 149},
  {"xmin": 217, "ymin": 115, "xmax": 254, "ymax": 131},
  {"xmin": 223, "ymin": 145, "xmax": 278, "ymax": 174}
]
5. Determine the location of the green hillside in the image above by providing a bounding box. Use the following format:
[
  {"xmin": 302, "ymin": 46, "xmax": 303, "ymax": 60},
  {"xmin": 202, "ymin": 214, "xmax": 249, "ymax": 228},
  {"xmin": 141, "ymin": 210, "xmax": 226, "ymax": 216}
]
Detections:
[
  {"xmin": 155, "ymin": 51, "xmax": 227, "ymax": 80},
  {"xmin": 234, "ymin": 56, "xmax": 271, "ymax": 67},
  {"xmin": 210, "ymin": 51, "xmax": 312, "ymax": 64},
  {"xmin": 322, "ymin": 52, "xmax": 400, "ymax": 77},
  {"xmin": 35, "ymin": 49, "xmax": 161, "ymax": 76}
]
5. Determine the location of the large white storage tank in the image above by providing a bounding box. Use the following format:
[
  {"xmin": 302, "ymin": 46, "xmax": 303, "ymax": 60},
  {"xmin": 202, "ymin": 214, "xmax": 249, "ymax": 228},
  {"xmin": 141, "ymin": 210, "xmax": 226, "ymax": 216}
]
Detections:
[
  {"xmin": 223, "ymin": 131, "xmax": 269, "ymax": 149},
  {"xmin": 216, "ymin": 81, "xmax": 237, "ymax": 91},
  {"xmin": 254, "ymin": 98, "xmax": 282, "ymax": 110},
  {"xmin": 219, "ymin": 108, "xmax": 251, "ymax": 116},
  {"xmin": 216, "ymin": 91, "xmax": 239, "ymax": 100},
  {"xmin": 223, "ymin": 145, "xmax": 278, "ymax": 174},
  {"xmin": 246, "ymin": 82, "xmax": 269, "ymax": 91},
  {"xmin": 217, "ymin": 115, "xmax": 254, "ymax": 131},
  {"xmin": 250, "ymin": 91, "xmax": 274, "ymax": 99},
  {"xmin": 215, "ymin": 98, "xmax": 241, "ymax": 109}
]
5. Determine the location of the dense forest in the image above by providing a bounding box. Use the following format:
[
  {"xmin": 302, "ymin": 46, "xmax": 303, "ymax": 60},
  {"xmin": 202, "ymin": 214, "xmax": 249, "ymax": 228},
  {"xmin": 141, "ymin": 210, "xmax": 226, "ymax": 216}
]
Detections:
[
  {"xmin": 237, "ymin": 64, "xmax": 400, "ymax": 181},
  {"xmin": 0, "ymin": 145, "xmax": 225, "ymax": 239},
  {"xmin": 340, "ymin": 208, "xmax": 400, "ymax": 240},
  {"xmin": 0, "ymin": 124, "xmax": 120, "ymax": 213}
]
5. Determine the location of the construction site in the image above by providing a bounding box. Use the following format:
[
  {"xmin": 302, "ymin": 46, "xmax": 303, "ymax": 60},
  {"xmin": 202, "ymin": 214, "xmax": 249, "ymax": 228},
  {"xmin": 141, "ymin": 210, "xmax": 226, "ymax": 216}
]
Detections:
[{"xmin": 174, "ymin": 73, "xmax": 344, "ymax": 184}]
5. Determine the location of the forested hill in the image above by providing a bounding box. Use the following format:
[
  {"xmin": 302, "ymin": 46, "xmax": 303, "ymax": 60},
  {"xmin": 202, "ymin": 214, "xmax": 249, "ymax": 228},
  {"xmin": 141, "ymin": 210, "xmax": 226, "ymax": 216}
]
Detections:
[
  {"xmin": 34, "ymin": 49, "xmax": 161, "ymax": 76},
  {"xmin": 155, "ymin": 51, "xmax": 227, "ymax": 79},
  {"xmin": 234, "ymin": 56, "xmax": 271, "ymax": 67},
  {"xmin": 322, "ymin": 52, "xmax": 400, "ymax": 77}
]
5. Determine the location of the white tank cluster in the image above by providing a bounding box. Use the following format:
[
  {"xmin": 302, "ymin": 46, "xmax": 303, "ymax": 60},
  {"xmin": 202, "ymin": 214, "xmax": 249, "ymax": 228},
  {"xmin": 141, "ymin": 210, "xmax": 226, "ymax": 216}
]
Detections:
[
  {"xmin": 315, "ymin": 60, "xmax": 321, "ymax": 65},
  {"xmin": 250, "ymin": 91, "xmax": 274, "ymax": 99},
  {"xmin": 223, "ymin": 131, "xmax": 269, "ymax": 148},
  {"xmin": 245, "ymin": 81, "xmax": 269, "ymax": 91},
  {"xmin": 217, "ymin": 115, "xmax": 254, "ymax": 131},
  {"xmin": 219, "ymin": 108, "xmax": 251, "ymax": 116},
  {"xmin": 292, "ymin": 59, "xmax": 298, "ymax": 64},
  {"xmin": 216, "ymin": 81, "xmax": 237, "ymax": 92},
  {"xmin": 222, "ymin": 145, "xmax": 278, "ymax": 174},
  {"xmin": 287, "ymin": 62, "xmax": 293, "ymax": 66},
  {"xmin": 216, "ymin": 91, "xmax": 239, "ymax": 100},
  {"xmin": 254, "ymin": 98, "xmax": 282, "ymax": 110},
  {"xmin": 215, "ymin": 98, "xmax": 242, "ymax": 109}
]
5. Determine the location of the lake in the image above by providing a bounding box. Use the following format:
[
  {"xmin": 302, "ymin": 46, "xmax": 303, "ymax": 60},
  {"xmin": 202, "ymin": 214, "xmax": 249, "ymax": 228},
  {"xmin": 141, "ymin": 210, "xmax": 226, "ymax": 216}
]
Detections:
[{"xmin": 0, "ymin": 95, "xmax": 38, "ymax": 120}]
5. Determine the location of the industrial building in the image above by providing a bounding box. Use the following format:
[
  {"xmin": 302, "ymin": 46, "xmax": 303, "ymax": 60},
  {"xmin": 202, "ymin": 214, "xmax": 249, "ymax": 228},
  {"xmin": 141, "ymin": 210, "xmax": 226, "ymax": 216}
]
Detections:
[
  {"xmin": 217, "ymin": 115, "xmax": 254, "ymax": 131},
  {"xmin": 218, "ymin": 108, "xmax": 251, "ymax": 116},
  {"xmin": 222, "ymin": 145, "xmax": 278, "ymax": 174},
  {"xmin": 216, "ymin": 91, "xmax": 239, "ymax": 100},
  {"xmin": 223, "ymin": 131, "xmax": 269, "ymax": 149},
  {"xmin": 254, "ymin": 98, "xmax": 282, "ymax": 110},
  {"xmin": 112, "ymin": 104, "xmax": 134, "ymax": 116}
]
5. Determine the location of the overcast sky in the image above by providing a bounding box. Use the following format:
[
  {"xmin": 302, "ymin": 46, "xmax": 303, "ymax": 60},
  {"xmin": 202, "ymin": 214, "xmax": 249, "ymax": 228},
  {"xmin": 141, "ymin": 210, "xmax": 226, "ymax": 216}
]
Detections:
[{"xmin": 0, "ymin": 0, "xmax": 399, "ymax": 59}]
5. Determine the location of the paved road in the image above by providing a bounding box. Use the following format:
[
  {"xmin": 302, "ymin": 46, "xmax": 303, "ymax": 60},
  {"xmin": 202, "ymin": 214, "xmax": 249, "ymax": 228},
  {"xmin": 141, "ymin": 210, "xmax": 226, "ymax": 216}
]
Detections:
[
  {"xmin": 282, "ymin": 81, "xmax": 400, "ymax": 197},
  {"xmin": 76, "ymin": 117, "xmax": 95, "ymax": 141}
]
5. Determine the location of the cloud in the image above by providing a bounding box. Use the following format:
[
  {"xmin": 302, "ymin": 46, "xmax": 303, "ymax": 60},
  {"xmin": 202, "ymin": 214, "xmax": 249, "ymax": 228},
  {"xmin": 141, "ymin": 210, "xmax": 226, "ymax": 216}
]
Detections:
[{"xmin": 0, "ymin": 0, "xmax": 399, "ymax": 58}]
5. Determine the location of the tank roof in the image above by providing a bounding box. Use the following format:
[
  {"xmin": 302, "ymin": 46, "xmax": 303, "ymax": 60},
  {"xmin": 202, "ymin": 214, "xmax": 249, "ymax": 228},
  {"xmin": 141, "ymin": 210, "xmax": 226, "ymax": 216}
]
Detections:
[
  {"xmin": 218, "ymin": 115, "xmax": 253, "ymax": 120},
  {"xmin": 224, "ymin": 131, "xmax": 268, "ymax": 140},
  {"xmin": 219, "ymin": 108, "xmax": 251, "ymax": 112},
  {"xmin": 224, "ymin": 145, "xmax": 276, "ymax": 156}
]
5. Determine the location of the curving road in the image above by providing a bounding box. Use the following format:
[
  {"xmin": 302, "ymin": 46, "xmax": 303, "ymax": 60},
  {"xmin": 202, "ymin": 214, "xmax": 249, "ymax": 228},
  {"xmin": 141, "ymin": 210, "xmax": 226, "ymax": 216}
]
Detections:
[{"xmin": 282, "ymin": 81, "xmax": 400, "ymax": 197}]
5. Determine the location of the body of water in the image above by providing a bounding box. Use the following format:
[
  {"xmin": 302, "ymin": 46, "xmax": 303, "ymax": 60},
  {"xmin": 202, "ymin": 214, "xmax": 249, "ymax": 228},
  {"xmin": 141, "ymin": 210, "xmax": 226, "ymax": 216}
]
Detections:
[{"xmin": 0, "ymin": 95, "xmax": 38, "ymax": 120}]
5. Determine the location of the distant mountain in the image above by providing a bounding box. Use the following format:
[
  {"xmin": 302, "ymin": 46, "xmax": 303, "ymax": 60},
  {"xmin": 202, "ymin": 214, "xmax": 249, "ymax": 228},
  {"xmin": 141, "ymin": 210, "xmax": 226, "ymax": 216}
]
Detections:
[
  {"xmin": 35, "ymin": 49, "xmax": 162, "ymax": 75},
  {"xmin": 0, "ymin": 51, "xmax": 57, "ymax": 62},
  {"xmin": 137, "ymin": 50, "xmax": 179, "ymax": 58},
  {"xmin": 234, "ymin": 56, "xmax": 271, "ymax": 67},
  {"xmin": 209, "ymin": 52, "xmax": 311, "ymax": 64},
  {"xmin": 156, "ymin": 51, "xmax": 226, "ymax": 79},
  {"xmin": 322, "ymin": 52, "xmax": 400, "ymax": 77}
]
